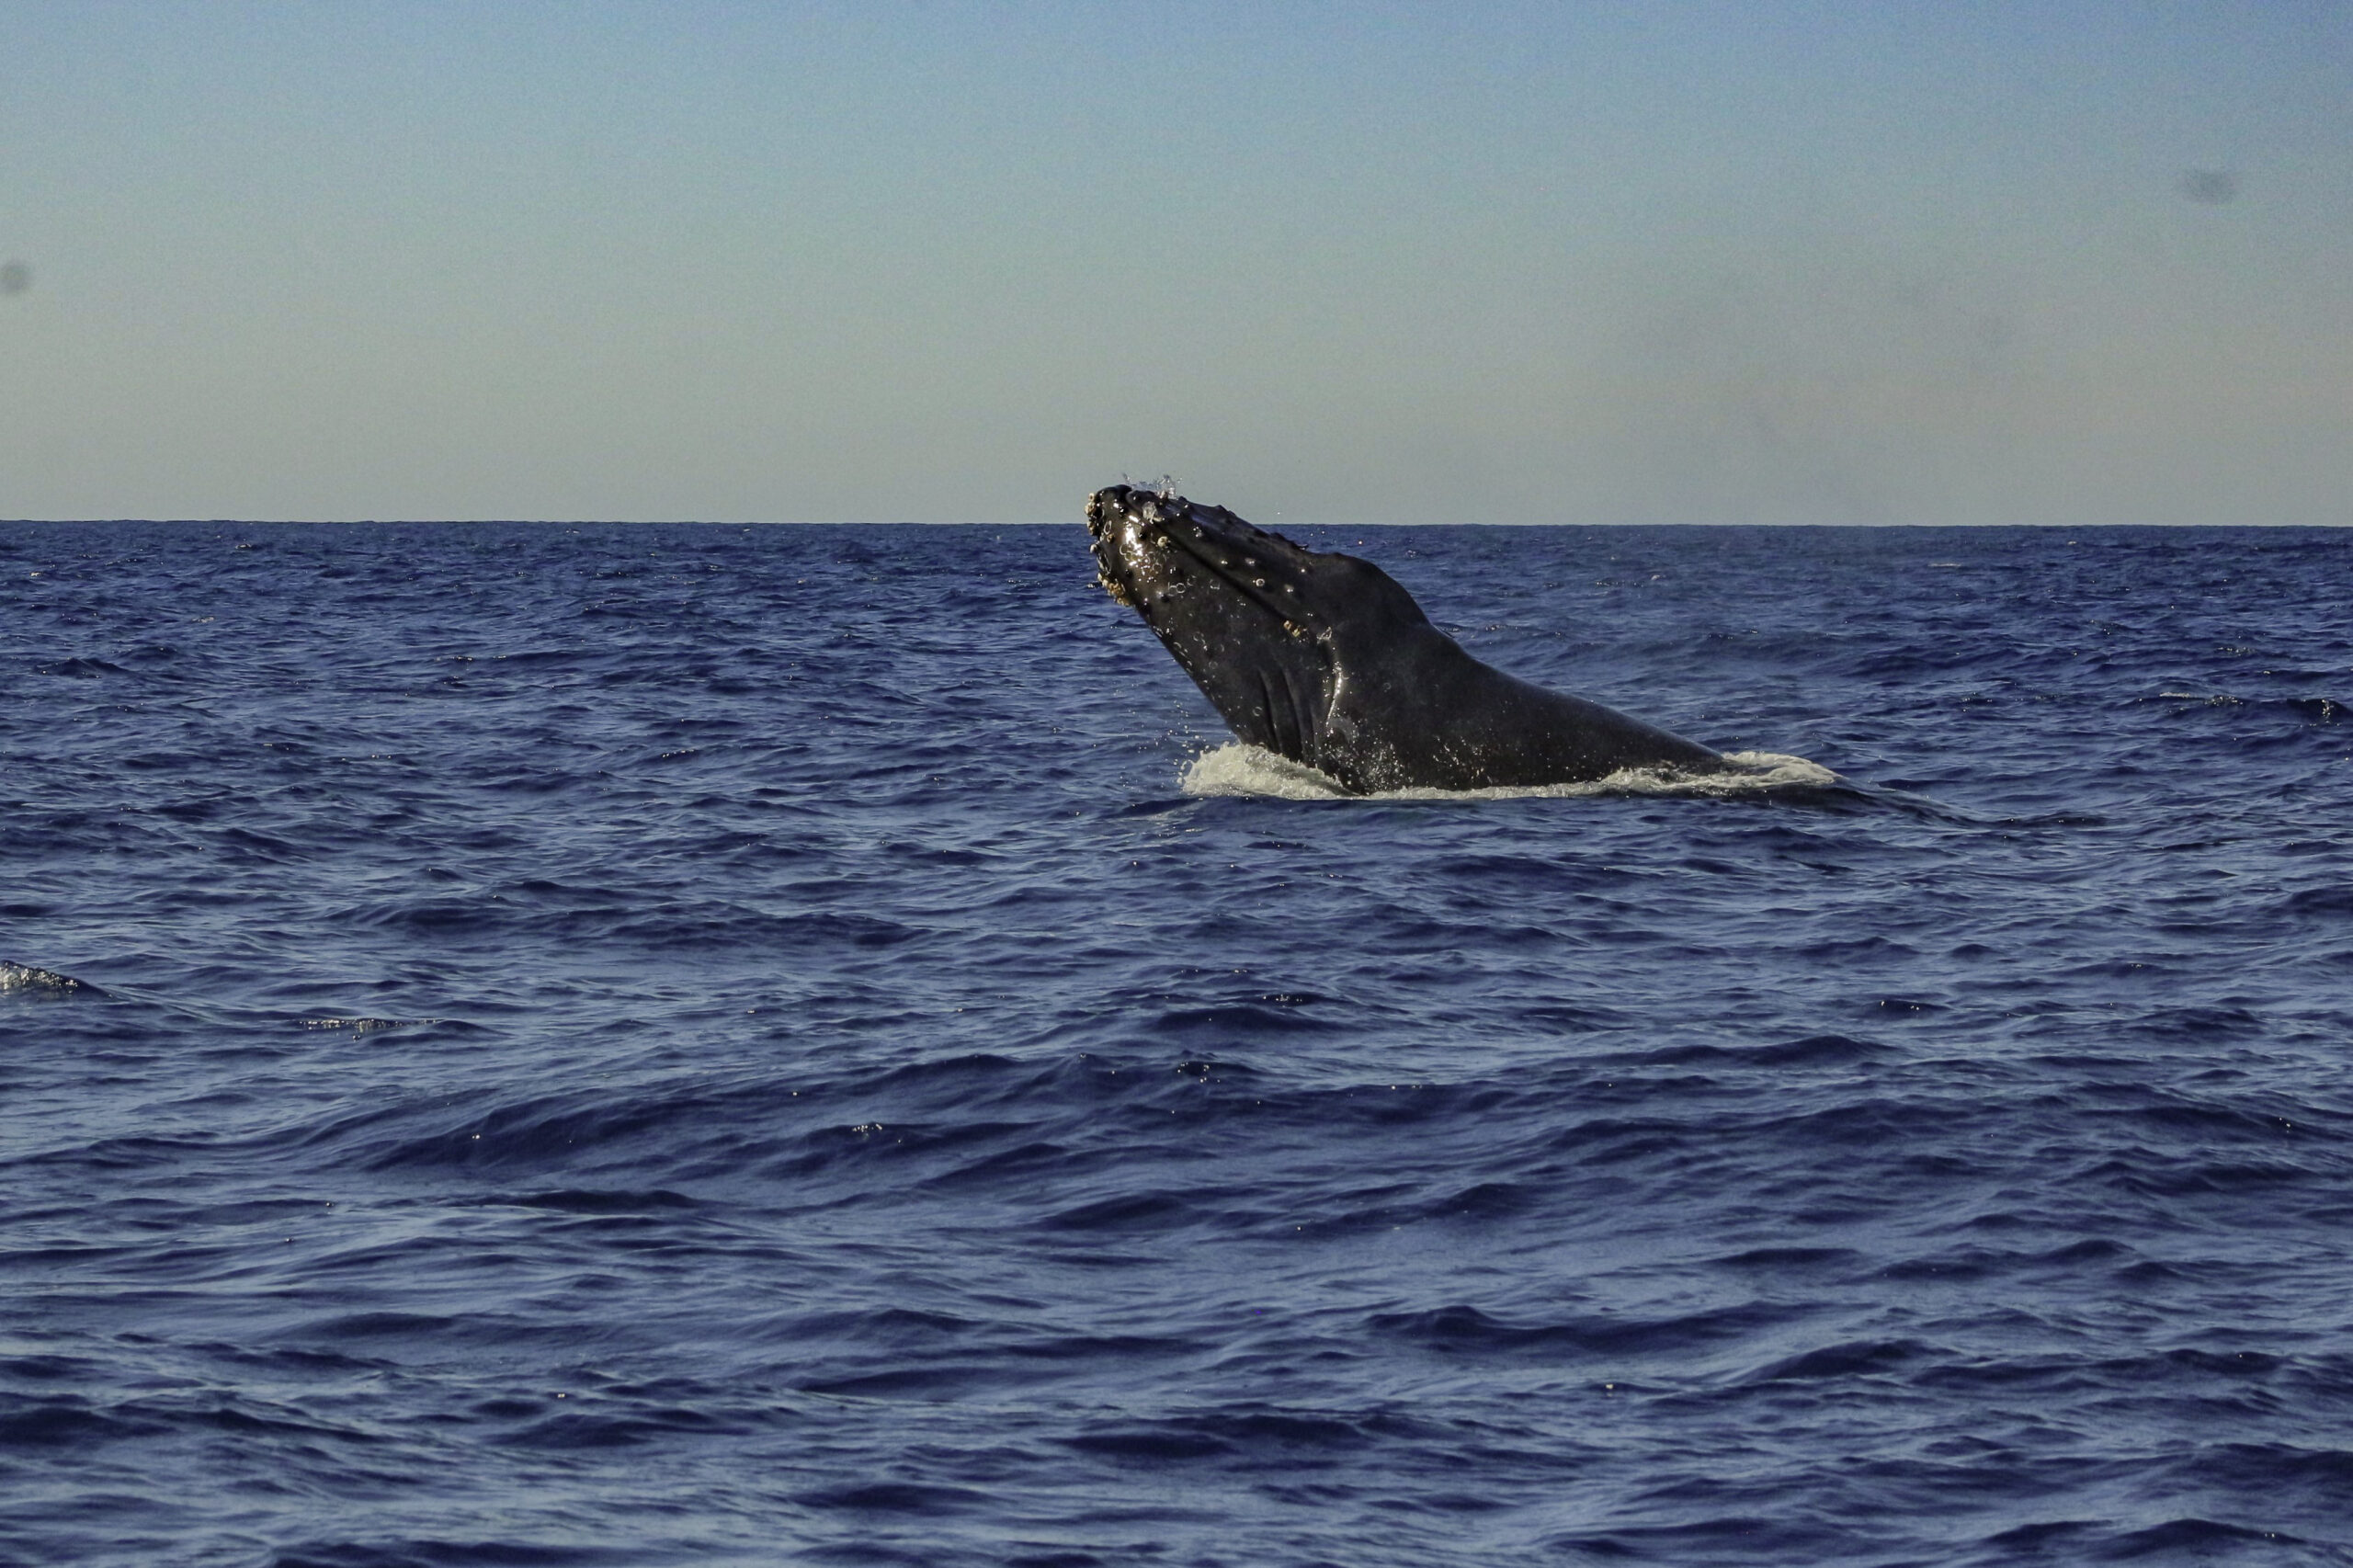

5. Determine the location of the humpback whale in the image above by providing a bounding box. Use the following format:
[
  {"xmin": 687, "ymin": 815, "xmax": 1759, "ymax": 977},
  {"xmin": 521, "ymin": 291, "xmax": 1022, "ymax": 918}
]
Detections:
[{"xmin": 1086, "ymin": 484, "xmax": 1731, "ymax": 794}]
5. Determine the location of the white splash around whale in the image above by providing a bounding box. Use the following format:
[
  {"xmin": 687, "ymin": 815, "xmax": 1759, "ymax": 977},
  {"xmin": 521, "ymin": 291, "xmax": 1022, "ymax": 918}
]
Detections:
[{"xmin": 1180, "ymin": 744, "xmax": 1836, "ymax": 801}]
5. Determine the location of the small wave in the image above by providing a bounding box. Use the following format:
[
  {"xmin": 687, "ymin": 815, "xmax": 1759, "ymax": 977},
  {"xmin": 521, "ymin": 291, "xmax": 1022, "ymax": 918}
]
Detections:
[
  {"xmin": 1179, "ymin": 743, "xmax": 1835, "ymax": 801},
  {"xmin": 32, "ymin": 656, "xmax": 128, "ymax": 679}
]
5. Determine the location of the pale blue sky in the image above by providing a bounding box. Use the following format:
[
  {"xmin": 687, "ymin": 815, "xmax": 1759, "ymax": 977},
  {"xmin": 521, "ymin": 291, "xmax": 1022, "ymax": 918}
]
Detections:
[{"xmin": 3, "ymin": 2, "xmax": 2347, "ymax": 522}]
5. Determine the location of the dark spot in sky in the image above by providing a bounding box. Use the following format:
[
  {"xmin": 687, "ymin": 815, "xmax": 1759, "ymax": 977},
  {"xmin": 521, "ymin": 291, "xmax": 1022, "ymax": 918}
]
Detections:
[
  {"xmin": 0, "ymin": 260, "xmax": 29, "ymax": 295},
  {"xmin": 2177, "ymin": 169, "xmax": 2239, "ymax": 205}
]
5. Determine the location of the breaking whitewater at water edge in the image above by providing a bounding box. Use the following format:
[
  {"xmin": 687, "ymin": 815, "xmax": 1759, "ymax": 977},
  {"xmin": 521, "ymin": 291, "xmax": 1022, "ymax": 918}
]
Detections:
[{"xmin": 1180, "ymin": 742, "xmax": 1838, "ymax": 800}]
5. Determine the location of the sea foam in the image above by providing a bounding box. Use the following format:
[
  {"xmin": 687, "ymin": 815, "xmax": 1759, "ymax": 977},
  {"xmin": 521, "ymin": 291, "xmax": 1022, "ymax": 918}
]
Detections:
[{"xmin": 1180, "ymin": 743, "xmax": 1835, "ymax": 800}]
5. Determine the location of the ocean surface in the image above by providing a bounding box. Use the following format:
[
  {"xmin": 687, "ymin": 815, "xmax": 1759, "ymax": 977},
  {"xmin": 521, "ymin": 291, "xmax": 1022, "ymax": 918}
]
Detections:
[{"xmin": 4, "ymin": 518, "xmax": 2350, "ymax": 1567}]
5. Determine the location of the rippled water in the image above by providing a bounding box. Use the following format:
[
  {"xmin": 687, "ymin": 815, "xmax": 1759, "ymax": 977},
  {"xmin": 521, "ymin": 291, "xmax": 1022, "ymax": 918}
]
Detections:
[{"xmin": 5, "ymin": 520, "xmax": 2350, "ymax": 1566}]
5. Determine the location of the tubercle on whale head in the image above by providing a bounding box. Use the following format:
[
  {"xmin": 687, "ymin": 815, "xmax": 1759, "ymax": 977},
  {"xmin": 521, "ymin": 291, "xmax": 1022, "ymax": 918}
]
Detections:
[
  {"xmin": 1086, "ymin": 484, "xmax": 1318, "ymax": 604},
  {"xmin": 1087, "ymin": 483, "xmax": 1196, "ymax": 550},
  {"xmin": 1089, "ymin": 483, "xmax": 1211, "ymax": 612},
  {"xmin": 1086, "ymin": 486, "xmax": 1140, "ymax": 606}
]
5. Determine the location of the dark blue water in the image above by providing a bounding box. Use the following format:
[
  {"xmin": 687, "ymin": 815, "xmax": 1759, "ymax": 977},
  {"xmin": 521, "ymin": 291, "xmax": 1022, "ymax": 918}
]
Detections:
[{"xmin": 5, "ymin": 520, "xmax": 2350, "ymax": 1567}]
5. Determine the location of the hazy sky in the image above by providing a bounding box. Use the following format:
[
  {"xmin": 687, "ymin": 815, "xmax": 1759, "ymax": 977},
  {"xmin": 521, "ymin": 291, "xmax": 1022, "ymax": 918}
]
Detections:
[{"xmin": 3, "ymin": 2, "xmax": 2347, "ymax": 523}]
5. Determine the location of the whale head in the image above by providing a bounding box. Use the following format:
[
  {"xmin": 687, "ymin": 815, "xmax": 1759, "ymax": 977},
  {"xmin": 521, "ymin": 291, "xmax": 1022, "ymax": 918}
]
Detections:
[{"xmin": 1086, "ymin": 483, "xmax": 1361, "ymax": 767}]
